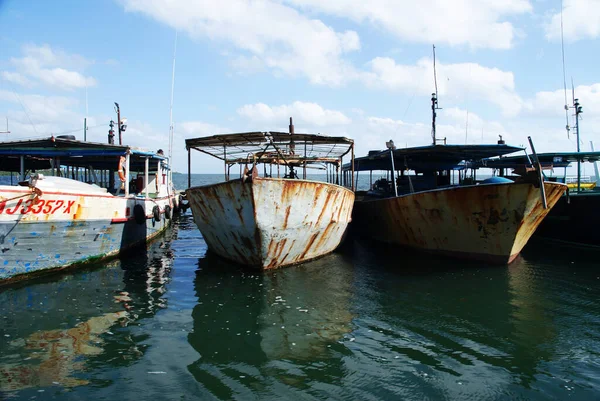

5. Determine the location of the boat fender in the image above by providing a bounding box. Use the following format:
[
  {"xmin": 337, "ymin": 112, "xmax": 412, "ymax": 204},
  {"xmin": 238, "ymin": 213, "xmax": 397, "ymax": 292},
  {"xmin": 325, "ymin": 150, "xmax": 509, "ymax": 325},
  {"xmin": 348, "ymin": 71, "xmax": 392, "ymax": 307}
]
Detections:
[
  {"xmin": 133, "ymin": 204, "xmax": 146, "ymax": 224},
  {"xmin": 118, "ymin": 156, "xmax": 126, "ymax": 182},
  {"xmin": 172, "ymin": 195, "xmax": 180, "ymax": 213},
  {"xmin": 152, "ymin": 205, "xmax": 161, "ymax": 221},
  {"xmin": 164, "ymin": 205, "xmax": 172, "ymax": 220},
  {"xmin": 177, "ymin": 194, "xmax": 184, "ymax": 212}
]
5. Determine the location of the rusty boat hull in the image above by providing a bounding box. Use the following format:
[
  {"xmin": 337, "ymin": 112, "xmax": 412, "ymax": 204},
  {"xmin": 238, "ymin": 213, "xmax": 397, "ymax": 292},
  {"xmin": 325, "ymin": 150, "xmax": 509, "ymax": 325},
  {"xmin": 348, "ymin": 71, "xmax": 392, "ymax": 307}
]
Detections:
[
  {"xmin": 186, "ymin": 177, "xmax": 355, "ymax": 269},
  {"xmin": 352, "ymin": 182, "xmax": 567, "ymax": 264}
]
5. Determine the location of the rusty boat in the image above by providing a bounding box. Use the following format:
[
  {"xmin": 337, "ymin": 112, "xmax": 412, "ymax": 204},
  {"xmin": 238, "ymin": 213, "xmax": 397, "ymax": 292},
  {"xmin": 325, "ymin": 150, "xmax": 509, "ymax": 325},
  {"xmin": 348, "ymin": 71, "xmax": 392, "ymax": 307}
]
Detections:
[
  {"xmin": 0, "ymin": 134, "xmax": 179, "ymax": 285},
  {"xmin": 344, "ymin": 92, "xmax": 566, "ymax": 264},
  {"xmin": 185, "ymin": 118, "xmax": 355, "ymax": 269},
  {"xmin": 346, "ymin": 133, "xmax": 567, "ymax": 264}
]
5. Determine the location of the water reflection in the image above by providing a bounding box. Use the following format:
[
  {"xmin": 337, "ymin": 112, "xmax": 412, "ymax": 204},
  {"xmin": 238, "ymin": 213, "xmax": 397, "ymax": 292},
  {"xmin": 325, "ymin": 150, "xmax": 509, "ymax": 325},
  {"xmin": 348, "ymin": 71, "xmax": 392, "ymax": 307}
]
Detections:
[
  {"xmin": 0, "ymin": 224, "xmax": 177, "ymax": 395},
  {"xmin": 186, "ymin": 251, "xmax": 355, "ymax": 398}
]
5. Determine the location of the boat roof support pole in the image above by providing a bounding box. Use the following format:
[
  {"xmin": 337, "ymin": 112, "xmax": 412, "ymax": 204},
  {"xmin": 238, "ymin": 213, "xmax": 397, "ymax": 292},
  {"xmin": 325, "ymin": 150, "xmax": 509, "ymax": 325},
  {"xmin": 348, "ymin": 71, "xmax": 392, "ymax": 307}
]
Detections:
[
  {"xmin": 351, "ymin": 143, "xmax": 355, "ymax": 191},
  {"xmin": 390, "ymin": 149, "xmax": 398, "ymax": 197},
  {"xmin": 145, "ymin": 157, "xmax": 150, "ymax": 198},
  {"xmin": 187, "ymin": 148, "xmax": 191, "ymax": 188},
  {"xmin": 303, "ymin": 140, "xmax": 307, "ymax": 179},
  {"xmin": 20, "ymin": 155, "xmax": 24, "ymax": 182},
  {"xmin": 125, "ymin": 153, "xmax": 130, "ymax": 197},
  {"xmin": 224, "ymin": 145, "xmax": 228, "ymax": 182}
]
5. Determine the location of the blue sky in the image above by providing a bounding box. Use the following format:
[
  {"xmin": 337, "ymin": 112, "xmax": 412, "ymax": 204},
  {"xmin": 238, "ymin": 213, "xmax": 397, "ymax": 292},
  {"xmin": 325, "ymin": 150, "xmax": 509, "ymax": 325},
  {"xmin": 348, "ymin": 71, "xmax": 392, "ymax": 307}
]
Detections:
[{"xmin": 0, "ymin": 0, "xmax": 599, "ymax": 173}]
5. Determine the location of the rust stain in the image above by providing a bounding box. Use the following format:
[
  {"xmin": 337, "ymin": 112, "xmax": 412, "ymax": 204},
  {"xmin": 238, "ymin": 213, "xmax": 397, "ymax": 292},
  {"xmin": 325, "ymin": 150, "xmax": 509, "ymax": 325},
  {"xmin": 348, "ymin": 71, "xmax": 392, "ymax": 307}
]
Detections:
[
  {"xmin": 299, "ymin": 232, "xmax": 319, "ymax": 260},
  {"xmin": 283, "ymin": 205, "xmax": 292, "ymax": 230},
  {"xmin": 236, "ymin": 206, "xmax": 245, "ymax": 225}
]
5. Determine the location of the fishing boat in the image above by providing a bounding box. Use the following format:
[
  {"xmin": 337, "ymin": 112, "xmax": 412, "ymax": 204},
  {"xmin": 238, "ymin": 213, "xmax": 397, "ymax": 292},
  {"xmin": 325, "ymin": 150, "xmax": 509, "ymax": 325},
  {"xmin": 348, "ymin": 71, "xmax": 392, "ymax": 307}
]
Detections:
[
  {"xmin": 346, "ymin": 94, "xmax": 567, "ymax": 264},
  {"xmin": 0, "ymin": 131, "xmax": 179, "ymax": 284},
  {"xmin": 185, "ymin": 118, "xmax": 355, "ymax": 269}
]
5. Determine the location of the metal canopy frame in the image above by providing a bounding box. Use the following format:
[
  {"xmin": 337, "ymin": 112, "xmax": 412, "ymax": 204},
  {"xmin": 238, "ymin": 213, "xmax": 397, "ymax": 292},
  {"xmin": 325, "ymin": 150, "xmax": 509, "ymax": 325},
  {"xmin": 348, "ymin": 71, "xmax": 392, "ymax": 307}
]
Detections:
[
  {"xmin": 346, "ymin": 144, "xmax": 523, "ymax": 173},
  {"xmin": 0, "ymin": 137, "xmax": 168, "ymax": 172},
  {"xmin": 185, "ymin": 131, "xmax": 354, "ymax": 164},
  {"xmin": 186, "ymin": 130, "xmax": 356, "ymax": 190}
]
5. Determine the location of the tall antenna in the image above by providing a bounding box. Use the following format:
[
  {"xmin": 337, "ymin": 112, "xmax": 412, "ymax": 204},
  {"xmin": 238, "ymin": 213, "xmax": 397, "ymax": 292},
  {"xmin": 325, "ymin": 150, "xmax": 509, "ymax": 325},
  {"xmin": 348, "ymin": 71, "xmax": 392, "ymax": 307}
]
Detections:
[
  {"xmin": 560, "ymin": 0, "xmax": 570, "ymax": 137},
  {"xmin": 168, "ymin": 31, "xmax": 178, "ymax": 166},
  {"xmin": 431, "ymin": 44, "xmax": 442, "ymax": 145}
]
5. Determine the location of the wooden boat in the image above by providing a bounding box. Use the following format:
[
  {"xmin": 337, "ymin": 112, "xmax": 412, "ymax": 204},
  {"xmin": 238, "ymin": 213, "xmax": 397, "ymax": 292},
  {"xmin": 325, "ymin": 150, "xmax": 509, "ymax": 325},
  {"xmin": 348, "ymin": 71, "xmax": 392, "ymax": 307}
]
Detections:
[
  {"xmin": 185, "ymin": 118, "xmax": 355, "ymax": 269},
  {"xmin": 0, "ymin": 134, "xmax": 179, "ymax": 284},
  {"xmin": 482, "ymin": 151, "xmax": 600, "ymax": 247}
]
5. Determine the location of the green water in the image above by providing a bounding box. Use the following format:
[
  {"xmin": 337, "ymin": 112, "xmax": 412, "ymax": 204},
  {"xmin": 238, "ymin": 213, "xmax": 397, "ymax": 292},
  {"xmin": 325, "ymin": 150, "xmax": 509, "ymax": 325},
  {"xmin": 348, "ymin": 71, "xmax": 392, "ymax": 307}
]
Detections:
[{"xmin": 1, "ymin": 175, "xmax": 599, "ymax": 400}]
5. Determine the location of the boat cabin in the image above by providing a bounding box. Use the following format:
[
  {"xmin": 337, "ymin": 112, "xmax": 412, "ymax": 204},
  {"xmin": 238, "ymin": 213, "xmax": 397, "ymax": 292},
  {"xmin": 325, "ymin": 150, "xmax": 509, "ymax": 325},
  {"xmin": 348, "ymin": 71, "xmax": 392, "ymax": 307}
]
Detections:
[
  {"xmin": 345, "ymin": 142, "xmax": 523, "ymax": 198},
  {"xmin": 185, "ymin": 119, "xmax": 354, "ymax": 189},
  {"xmin": 0, "ymin": 135, "xmax": 170, "ymax": 198}
]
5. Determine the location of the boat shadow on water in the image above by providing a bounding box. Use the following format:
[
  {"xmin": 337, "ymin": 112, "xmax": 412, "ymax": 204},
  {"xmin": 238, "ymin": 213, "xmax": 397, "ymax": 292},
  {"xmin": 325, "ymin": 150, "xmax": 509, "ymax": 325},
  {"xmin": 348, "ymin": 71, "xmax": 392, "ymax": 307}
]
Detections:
[
  {"xmin": 0, "ymin": 223, "xmax": 177, "ymax": 395},
  {"xmin": 185, "ymin": 250, "xmax": 356, "ymax": 396}
]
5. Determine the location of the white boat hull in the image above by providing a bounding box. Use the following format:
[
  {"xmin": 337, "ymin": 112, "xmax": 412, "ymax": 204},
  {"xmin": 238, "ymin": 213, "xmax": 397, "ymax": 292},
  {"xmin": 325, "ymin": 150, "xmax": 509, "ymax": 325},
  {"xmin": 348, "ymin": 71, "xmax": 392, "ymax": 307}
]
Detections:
[{"xmin": 0, "ymin": 177, "xmax": 176, "ymax": 283}]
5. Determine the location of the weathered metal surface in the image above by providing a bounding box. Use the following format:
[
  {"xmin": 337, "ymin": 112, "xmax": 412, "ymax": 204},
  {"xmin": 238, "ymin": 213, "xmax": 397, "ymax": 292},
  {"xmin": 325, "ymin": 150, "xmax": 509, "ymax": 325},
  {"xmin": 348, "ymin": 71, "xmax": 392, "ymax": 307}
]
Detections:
[
  {"xmin": 186, "ymin": 177, "xmax": 355, "ymax": 269},
  {"xmin": 353, "ymin": 182, "xmax": 567, "ymax": 264},
  {"xmin": 0, "ymin": 177, "xmax": 176, "ymax": 283}
]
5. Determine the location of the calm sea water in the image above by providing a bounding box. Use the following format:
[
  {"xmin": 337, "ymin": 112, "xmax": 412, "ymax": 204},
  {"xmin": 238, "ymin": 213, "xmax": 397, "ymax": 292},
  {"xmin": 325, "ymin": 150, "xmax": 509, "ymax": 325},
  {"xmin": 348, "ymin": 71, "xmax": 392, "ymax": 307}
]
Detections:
[{"xmin": 1, "ymin": 174, "xmax": 599, "ymax": 400}]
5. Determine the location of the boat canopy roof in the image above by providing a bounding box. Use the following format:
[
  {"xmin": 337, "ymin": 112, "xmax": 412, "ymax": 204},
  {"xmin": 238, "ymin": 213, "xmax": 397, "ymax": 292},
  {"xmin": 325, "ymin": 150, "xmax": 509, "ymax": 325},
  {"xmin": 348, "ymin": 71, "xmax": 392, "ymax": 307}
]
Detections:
[
  {"xmin": 347, "ymin": 144, "xmax": 523, "ymax": 172},
  {"xmin": 0, "ymin": 136, "xmax": 168, "ymax": 172},
  {"xmin": 477, "ymin": 151, "xmax": 600, "ymax": 170},
  {"xmin": 185, "ymin": 131, "xmax": 354, "ymax": 165}
]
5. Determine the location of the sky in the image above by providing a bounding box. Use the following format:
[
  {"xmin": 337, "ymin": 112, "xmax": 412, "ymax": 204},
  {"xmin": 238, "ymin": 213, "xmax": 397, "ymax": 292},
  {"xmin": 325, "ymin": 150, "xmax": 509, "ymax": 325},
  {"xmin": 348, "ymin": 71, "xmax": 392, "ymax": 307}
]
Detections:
[{"xmin": 0, "ymin": 0, "xmax": 599, "ymax": 174}]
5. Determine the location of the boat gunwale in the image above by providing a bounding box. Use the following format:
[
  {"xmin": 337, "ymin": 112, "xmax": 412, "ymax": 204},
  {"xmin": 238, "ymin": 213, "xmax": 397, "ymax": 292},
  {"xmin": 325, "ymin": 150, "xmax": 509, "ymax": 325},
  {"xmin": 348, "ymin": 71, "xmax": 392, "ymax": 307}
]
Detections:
[
  {"xmin": 355, "ymin": 180, "xmax": 568, "ymax": 204},
  {"xmin": 186, "ymin": 176, "xmax": 355, "ymax": 195}
]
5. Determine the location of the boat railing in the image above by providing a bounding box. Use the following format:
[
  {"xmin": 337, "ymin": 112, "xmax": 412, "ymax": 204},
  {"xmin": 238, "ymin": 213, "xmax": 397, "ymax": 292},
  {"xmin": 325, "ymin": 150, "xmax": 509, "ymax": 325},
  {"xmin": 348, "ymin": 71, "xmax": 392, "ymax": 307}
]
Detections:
[{"xmin": 565, "ymin": 175, "xmax": 593, "ymax": 184}]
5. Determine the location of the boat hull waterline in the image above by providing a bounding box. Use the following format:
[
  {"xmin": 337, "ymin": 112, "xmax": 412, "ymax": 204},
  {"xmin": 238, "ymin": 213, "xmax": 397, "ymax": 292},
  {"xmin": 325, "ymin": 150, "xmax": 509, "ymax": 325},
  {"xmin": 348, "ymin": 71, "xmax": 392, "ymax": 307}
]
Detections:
[
  {"xmin": 186, "ymin": 177, "xmax": 355, "ymax": 269},
  {"xmin": 0, "ymin": 181, "xmax": 176, "ymax": 284},
  {"xmin": 353, "ymin": 182, "xmax": 567, "ymax": 264}
]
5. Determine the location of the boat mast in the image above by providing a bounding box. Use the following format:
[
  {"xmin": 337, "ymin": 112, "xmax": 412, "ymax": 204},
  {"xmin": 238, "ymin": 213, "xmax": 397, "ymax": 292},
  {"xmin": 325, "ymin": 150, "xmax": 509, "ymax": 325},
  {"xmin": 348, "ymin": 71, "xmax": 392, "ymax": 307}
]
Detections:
[
  {"xmin": 431, "ymin": 44, "xmax": 442, "ymax": 146},
  {"xmin": 573, "ymin": 97, "xmax": 583, "ymax": 191},
  {"xmin": 168, "ymin": 31, "xmax": 178, "ymax": 181}
]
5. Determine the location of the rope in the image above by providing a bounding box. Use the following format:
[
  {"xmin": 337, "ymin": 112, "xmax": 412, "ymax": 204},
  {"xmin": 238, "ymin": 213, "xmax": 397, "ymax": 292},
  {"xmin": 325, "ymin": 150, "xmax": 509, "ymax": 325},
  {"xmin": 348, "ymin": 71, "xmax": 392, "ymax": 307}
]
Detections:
[{"xmin": 1, "ymin": 187, "xmax": 43, "ymax": 204}]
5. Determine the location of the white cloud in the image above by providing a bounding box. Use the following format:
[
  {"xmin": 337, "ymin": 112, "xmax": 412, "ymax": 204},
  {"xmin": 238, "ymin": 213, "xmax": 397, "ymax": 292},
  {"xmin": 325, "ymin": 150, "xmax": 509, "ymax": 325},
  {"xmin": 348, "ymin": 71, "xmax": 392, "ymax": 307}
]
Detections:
[
  {"xmin": 1, "ymin": 71, "xmax": 34, "ymax": 88},
  {"xmin": 179, "ymin": 121, "xmax": 225, "ymax": 136},
  {"xmin": 529, "ymin": 83, "xmax": 600, "ymax": 117},
  {"xmin": 363, "ymin": 57, "xmax": 524, "ymax": 117},
  {"xmin": 121, "ymin": 0, "xmax": 361, "ymax": 86},
  {"xmin": 284, "ymin": 0, "xmax": 532, "ymax": 49},
  {"xmin": 0, "ymin": 89, "xmax": 80, "ymax": 126},
  {"xmin": 545, "ymin": 0, "xmax": 600, "ymax": 42},
  {"xmin": 2, "ymin": 44, "xmax": 96, "ymax": 91},
  {"xmin": 237, "ymin": 101, "xmax": 352, "ymax": 126}
]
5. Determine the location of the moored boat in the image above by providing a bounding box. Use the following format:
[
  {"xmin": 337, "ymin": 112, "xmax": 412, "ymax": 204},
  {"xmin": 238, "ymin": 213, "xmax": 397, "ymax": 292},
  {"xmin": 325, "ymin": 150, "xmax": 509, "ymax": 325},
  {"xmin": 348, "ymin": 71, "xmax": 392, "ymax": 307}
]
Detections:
[
  {"xmin": 345, "ymin": 94, "xmax": 567, "ymax": 264},
  {"xmin": 185, "ymin": 118, "xmax": 355, "ymax": 269},
  {"xmin": 0, "ymin": 132, "xmax": 178, "ymax": 284}
]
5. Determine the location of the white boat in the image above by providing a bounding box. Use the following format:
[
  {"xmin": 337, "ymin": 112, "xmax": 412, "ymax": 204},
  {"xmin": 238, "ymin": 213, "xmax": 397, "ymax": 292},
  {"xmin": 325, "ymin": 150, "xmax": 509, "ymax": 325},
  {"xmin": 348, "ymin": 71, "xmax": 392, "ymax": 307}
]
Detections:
[
  {"xmin": 0, "ymin": 135, "xmax": 179, "ymax": 284},
  {"xmin": 185, "ymin": 119, "xmax": 355, "ymax": 269}
]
